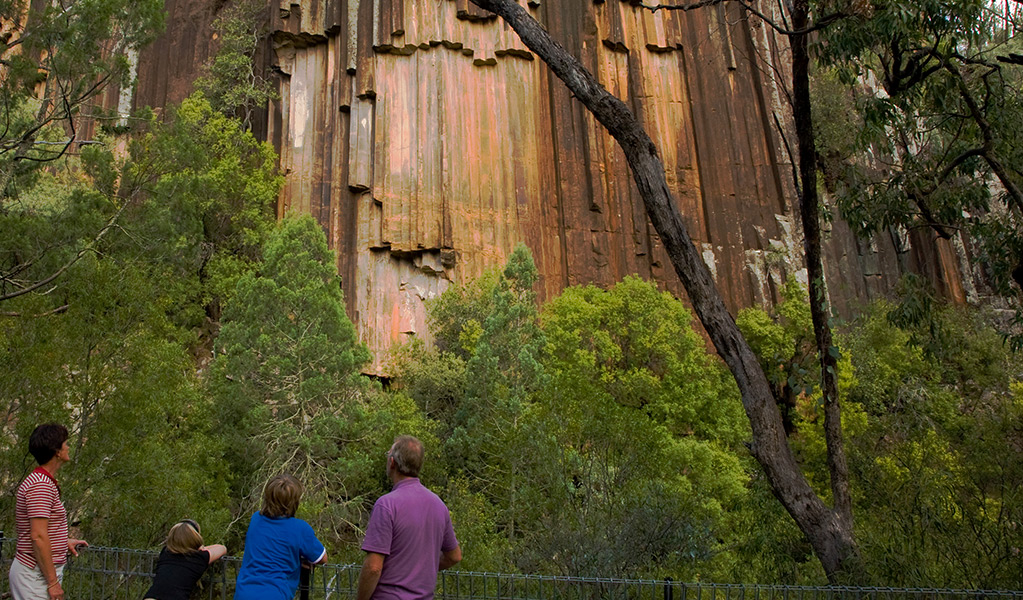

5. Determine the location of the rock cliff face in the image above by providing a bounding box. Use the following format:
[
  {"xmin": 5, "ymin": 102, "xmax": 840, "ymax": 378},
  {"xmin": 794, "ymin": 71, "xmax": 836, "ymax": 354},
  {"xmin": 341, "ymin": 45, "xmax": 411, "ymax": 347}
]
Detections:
[{"xmin": 134, "ymin": 0, "xmax": 968, "ymax": 374}]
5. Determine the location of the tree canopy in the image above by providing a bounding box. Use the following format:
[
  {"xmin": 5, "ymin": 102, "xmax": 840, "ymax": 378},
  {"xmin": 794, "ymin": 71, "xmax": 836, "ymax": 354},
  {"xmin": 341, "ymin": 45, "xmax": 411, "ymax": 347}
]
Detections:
[{"xmin": 1, "ymin": 0, "xmax": 1021, "ymax": 587}]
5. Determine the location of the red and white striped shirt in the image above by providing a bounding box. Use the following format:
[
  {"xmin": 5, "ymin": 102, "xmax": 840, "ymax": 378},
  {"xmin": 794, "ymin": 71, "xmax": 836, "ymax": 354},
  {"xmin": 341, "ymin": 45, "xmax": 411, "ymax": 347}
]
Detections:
[{"xmin": 15, "ymin": 467, "xmax": 69, "ymax": 569}]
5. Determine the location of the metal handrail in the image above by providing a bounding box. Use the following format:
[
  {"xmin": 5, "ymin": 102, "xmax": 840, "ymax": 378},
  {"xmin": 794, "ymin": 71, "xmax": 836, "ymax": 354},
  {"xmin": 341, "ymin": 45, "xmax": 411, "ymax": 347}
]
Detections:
[{"xmin": 0, "ymin": 539, "xmax": 1020, "ymax": 600}]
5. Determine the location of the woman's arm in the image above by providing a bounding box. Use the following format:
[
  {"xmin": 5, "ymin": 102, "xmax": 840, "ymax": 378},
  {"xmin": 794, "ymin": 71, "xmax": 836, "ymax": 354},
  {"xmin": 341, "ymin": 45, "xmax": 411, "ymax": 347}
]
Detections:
[{"xmin": 29, "ymin": 518, "xmax": 62, "ymax": 600}]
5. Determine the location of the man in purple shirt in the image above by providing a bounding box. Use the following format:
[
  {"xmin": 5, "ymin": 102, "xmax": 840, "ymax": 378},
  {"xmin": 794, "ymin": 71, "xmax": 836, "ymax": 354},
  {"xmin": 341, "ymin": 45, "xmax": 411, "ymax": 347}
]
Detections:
[{"xmin": 357, "ymin": 436, "xmax": 461, "ymax": 600}]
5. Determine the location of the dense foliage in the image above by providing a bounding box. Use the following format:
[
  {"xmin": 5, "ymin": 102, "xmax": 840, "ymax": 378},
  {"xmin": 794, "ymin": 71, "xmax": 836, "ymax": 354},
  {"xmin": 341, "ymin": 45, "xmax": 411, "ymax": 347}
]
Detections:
[
  {"xmin": 738, "ymin": 286, "xmax": 1023, "ymax": 588},
  {"xmin": 0, "ymin": 0, "xmax": 164, "ymax": 197},
  {"xmin": 811, "ymin": 0, "xmax": 1023, "ymax": 329},
  {"xmin": 1, "ymin": 0, "xmax": 1021, "ymax": 588},
  {"xmin": 0, "ymin": 92, "xmax": 283, "ymax": 546}
]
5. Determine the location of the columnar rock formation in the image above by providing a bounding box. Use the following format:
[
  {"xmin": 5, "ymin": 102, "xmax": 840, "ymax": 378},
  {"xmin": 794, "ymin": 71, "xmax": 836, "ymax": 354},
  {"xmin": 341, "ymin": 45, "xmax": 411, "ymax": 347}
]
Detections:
[{"xmin": 134, "ymin": 0, "xmax": 968, "ymax": 374}]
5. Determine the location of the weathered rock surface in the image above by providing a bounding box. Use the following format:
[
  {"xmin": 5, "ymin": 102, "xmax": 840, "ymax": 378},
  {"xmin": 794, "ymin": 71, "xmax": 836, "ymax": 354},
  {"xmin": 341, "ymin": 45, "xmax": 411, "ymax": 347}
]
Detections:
[{"xmin": 133, "ymin": 0, "xmax": 968, "ymax": 374}]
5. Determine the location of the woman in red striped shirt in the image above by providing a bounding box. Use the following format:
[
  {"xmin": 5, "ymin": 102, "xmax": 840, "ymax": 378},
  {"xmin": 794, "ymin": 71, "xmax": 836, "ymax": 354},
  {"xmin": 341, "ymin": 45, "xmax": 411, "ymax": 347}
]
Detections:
[{"xmin": 8, "ymin": 424, "xmax": 88, "ymax": 600}]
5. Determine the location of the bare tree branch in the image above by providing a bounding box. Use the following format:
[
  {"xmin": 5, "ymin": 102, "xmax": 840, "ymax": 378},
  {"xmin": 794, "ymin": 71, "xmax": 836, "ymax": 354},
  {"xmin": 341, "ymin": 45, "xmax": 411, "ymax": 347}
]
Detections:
[
  {"xmin": 0, "ymin": 202, "xmax": 127, "ymax": 303},
  {"xmin": 637, "ymin": 0, "xmax": 849, "ymax": 35},
  {"xmin": 0, "ymin": 304, "xmax": 70, "ymax": 318},
  {"xmin": 637, "ymin": 0, "xmax": 726, "ymax": 12}
]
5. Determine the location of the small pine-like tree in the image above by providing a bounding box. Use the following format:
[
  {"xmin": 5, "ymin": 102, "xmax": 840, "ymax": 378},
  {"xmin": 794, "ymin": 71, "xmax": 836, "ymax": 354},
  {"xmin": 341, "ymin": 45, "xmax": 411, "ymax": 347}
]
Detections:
[
  {"xmin": 444, "ymin": 244, "xmax": 547, "ymax": 540},
  {"xmin": 210, "ymin": 215, "xmax": 374, "ymax": 538}
]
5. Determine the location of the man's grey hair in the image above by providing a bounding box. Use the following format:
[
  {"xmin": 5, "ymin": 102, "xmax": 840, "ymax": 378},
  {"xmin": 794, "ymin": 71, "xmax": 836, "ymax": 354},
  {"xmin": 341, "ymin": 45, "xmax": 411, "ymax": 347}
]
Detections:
[{"xmin": 390, "ymin": 435, "xmax": 424, "ymax": 477}]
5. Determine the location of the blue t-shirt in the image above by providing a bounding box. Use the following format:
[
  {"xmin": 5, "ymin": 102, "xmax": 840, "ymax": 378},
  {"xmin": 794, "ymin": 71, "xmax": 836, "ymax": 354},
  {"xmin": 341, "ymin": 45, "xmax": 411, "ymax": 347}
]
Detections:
[{"xmin": 233, "ymin": 512, "xmax": 326, "ymax": 600}]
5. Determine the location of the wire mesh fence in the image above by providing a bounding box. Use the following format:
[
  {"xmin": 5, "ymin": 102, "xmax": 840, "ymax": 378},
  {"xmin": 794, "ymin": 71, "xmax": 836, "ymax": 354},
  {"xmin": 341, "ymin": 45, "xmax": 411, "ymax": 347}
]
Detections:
[{"xmin": 1, "ymin": 538, "xmax": 1021, "ymax": 600}]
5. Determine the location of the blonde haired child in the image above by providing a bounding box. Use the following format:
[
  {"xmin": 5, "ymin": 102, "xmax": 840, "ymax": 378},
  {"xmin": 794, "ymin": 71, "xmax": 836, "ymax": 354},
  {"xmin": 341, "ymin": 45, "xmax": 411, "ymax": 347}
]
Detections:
[{"xmin": 144, "ymin": 520, "xmax": 227, "ymax": 600}]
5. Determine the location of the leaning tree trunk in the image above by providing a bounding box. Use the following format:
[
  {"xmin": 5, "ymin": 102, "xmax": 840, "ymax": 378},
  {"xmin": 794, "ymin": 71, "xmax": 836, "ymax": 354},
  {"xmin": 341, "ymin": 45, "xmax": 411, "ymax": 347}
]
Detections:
[{"xmin": 468, "ymin": 0, "xmax": 861, "ymax": 582}]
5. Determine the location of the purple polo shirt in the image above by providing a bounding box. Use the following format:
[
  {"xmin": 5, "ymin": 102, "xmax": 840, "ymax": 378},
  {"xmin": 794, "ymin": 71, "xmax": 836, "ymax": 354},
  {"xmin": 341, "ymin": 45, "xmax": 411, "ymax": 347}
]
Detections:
[{"xmin": 362, "ymin": 478, "xmax": 458, "ymax": 600}]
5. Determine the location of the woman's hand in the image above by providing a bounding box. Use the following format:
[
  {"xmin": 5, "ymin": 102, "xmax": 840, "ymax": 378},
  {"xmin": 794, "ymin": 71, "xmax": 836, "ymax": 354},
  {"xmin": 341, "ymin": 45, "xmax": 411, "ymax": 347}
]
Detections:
[{"xmin": 67, "ymin": 539, "xmax": 88, "ymax": 557}]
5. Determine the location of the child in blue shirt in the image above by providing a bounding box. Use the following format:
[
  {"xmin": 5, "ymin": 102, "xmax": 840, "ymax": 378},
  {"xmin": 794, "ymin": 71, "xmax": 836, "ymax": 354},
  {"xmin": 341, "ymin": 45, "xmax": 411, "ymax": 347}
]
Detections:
[{"xmin": 233, "ymin": 475, "xmax": 327, "ymax": 600}]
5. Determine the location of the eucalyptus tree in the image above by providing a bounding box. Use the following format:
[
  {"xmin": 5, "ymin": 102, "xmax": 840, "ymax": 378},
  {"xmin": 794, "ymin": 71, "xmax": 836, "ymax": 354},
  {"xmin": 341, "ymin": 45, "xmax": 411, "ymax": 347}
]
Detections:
[
  {"xmin": 195, "ymin": 0, "xmax": 278, "ymax": 128},
  {"xmin": 519, "ymin": 277, "xmax": 749, "ymax": 578},
  {"xmin": 816, "ymin": 1, "xmax": 1023, "ymax": 325}
]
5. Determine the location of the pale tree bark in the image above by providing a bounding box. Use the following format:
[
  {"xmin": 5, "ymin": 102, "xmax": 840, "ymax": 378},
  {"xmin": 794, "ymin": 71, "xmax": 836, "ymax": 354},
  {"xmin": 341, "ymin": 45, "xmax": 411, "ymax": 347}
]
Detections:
[{"xmin": 468, "ymin": 0, "xmax": 861, "ymax": 581}]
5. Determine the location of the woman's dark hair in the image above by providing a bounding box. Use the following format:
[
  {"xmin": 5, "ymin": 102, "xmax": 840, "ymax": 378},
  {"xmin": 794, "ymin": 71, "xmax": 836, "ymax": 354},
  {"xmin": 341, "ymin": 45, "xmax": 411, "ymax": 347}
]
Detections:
[{"xmin": 29, "ymin": 423, "xmax": 68, "ymax": 465}]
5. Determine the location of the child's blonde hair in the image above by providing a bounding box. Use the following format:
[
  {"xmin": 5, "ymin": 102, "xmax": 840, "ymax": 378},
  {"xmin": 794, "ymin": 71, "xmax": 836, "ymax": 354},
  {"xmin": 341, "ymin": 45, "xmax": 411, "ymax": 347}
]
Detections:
[{"xmin": 165, "ymin": 519, "xmax": 203, "ymax": 554}]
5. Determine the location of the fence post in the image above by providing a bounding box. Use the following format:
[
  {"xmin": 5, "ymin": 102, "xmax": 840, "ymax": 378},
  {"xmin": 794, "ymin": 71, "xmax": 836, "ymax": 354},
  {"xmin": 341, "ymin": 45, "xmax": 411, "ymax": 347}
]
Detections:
[
  {"xmin": 300, "ymin": 565, "xmax": 311, "ymax": 600},
  {"xmin": 666, "ymin": 578, "xmax": 674, "ymax": 600}
]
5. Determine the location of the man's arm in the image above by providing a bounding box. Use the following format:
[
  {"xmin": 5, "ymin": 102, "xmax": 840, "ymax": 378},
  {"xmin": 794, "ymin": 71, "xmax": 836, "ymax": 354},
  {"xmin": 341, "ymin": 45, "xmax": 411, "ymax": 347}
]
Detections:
[
  {"xmin": 439, "ymin": 545, "xmax": 462, "ymax": 571},
  {"xmin": 29, "ymin": 517, "xmax": 62, "ymax": 600},
  {"xmin": 356, "ymin": 552, "xmax": 385, "ymax": 600}
]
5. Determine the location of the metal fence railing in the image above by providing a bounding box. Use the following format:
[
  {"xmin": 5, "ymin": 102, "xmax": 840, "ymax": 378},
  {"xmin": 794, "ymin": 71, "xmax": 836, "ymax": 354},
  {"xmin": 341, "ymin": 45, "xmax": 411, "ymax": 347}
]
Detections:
[{"xmin": 1, "ymin": 539, "xmax": 1021, "ymax": 600}]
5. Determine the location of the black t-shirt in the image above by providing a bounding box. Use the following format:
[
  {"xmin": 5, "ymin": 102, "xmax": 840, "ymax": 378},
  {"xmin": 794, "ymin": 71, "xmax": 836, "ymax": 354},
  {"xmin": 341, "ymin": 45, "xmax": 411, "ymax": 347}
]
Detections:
[{"xmin": 144, "ymin": 547, "xmax": 211, "ymax": 600}]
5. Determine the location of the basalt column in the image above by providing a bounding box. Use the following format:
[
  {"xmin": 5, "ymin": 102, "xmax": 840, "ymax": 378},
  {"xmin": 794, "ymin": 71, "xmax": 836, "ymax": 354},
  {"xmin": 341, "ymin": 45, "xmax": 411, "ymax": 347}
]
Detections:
[{"xmin": 263, "ymin": 0, "xmax": 964, "ymax": 374}]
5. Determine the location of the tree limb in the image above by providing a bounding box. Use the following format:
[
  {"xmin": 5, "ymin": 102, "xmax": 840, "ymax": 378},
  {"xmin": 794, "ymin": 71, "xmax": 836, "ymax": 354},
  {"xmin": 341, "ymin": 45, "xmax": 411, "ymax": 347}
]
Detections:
[
  {"xmin": 0, "ymin": 304, "xmax": 70, "ymax": 318},
  {"xmin": 938, "ymin": 54, "xmax": 1023, "ymax": 213},
  {"xmin": 637, "ymin": 0, "xmax": 849, "ymax": 35},
  {"xmin": 0, "ymin": 202, "xmax": 127, "ymax": 303},
  {"xmin": 636, "ymin": 0, "xmax": 726, "ymax": 12}
]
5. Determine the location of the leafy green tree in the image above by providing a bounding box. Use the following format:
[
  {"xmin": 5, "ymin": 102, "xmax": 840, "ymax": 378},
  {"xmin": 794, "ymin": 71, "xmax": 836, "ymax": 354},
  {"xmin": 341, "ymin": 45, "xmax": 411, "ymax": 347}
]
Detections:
[
  {"xmin": 389, "ymin": 246, "xmax": 547, "ymax": 562},
  {"xmin": 387, "ymin": 327, "xmax": 492, "ymax": 570},
  {"xmin": 210, "ymin": 215, "xmax": 423, "ymax": 549},
  {"xmin": 427, "ymin": 268, "xmax": 501, "ymax": 358},
  {"xmin": 444, "ymin": 244, "xmax": 547, "ymax": 540},
  {"xmin": 0, "ymin": 0, "xmax": 164, "ymax": 309},
  {"xmin": 0, "ymin": 252, "xmax": 231, "ymax": 549},
  {"xmin": 542, "ymin": 277, "xmax": 747, "ymax": 443},
  {"xmin": 0, "ymin": 89, "xmax": 284, "ymax": 549},
  {"xmin": 0, "ymin": 158, "xmax": 120, "ymax": 313},
  {"xmin": 120, "ymin": 94, "xmax": 281, "ymax": 347},
  {"xmin": 796, "ymin": 302, "xmax": 1023, "ymax": 587},
  {"xmin": 516, "ymin": 277, "xmax": 749, "ymax": 578},
  {"xmin": 387, "ymin": 268, "xmax": 498, "ymax": 439},
  {"xmin": 434, "ymin": 475, "xmax": 512, "ymax": 572},
  {"xmin": 815, "ymin": 2, "xmax": 1023, "ymax": 323},
  {"xmin": 0, "ymin": 0, "xmax": 163, "ymax": 186},
  {"xmin": 387, "ymin": 338, "xmax": 467, "ymax": 426},
  {"xmin": 736, "ymin": 281, "xmax": 820, "ymax": 435},
  {"xmin": 0, "ymin": 14, "xmax": 288, "ymax": 551},
  {"xmin": 0, "ymin": 92, "xmax": 280, "ymax": 361}
]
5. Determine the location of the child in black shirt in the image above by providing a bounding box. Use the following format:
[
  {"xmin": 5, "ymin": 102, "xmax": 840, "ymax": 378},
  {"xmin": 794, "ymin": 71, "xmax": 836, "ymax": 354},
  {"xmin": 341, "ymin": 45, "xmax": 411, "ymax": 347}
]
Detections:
[{"xmin": 144, "ymin": 519, "xmax": 227, "ymax": 600}]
